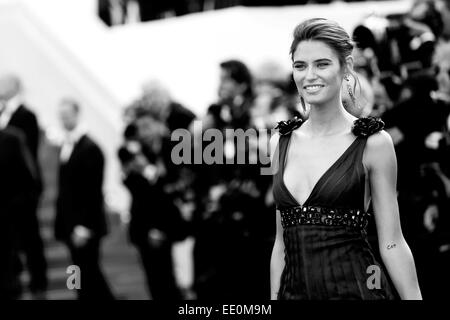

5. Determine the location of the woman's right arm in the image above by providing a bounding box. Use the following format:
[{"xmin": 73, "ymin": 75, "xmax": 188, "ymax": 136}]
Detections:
[
  {"xmin": 270, "ymin": 209, "xmax": 285, "ymax": 299},
  {"xmin": 269, "ymin": 131, "xmax": 284, "ymax": 299}
]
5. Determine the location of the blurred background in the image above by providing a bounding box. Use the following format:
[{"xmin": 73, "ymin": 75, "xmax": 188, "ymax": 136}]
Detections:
[{"xmin": 0, "ymin": 0, "xmax": 449, "ymax": 300}]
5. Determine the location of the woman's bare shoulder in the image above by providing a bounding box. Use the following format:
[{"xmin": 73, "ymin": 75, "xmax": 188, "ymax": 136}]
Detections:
[
  {"xmin": 366, "ymin": 130, "xmax": 394, "ymax": 150},
  {"xmin": 365, "ymin": 130, "xmax": 396, "ymax": 169}
]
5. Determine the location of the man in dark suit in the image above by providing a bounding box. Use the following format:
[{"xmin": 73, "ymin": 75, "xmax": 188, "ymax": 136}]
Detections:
[
  {"xmin": 0, "ymin": 74, "xmax": 47, "ymax": 299},
  {"xmin": 0, "ymin": 125, "xmax": 37, "ymax": 299},
  {"xmin": 54, "ymin": 98, "xmax": 114, "ymax": 300}
]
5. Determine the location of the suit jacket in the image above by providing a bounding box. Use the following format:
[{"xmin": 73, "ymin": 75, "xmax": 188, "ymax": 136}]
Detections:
[
  {"xmin": 8, "ymin": 105, "xmax": 39, "ymax": 160},
  {"xmin": 54, "ymin": 134, "xmax": 108, "ymax": 241},
  {"xmin": 0, "ymin": 127, "xmax": 38, "ymax": 217},
  {"xmin": 0, "ymin": 128, "xmax": 37, "ymax": 297},
  {"xmin": 7, "ymin": 104, "xmax": 42, "ymax": 194}
]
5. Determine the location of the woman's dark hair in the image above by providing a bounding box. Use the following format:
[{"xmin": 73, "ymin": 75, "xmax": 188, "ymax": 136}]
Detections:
[
  {"xmin": 220, "ymin": 59, "xmax": 254, "ymax": 98},
  {"xmin": 290, "ymin": 18, "xmax": 354, "ymax": 67}
]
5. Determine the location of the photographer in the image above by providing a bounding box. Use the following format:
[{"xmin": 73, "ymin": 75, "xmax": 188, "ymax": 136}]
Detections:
[
  {"xmin": 119, "ymin": 106, "xmax": 191, "ymax": 300},
  {"xmin": 353, "ymin": 3, "xmax": 439, "ymax": 105}
]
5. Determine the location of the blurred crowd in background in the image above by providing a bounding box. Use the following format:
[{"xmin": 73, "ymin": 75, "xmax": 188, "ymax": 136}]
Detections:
[
  {"xmin": 97, "ymin": 0, "xmax": 395, "ymax": 25},
  {"xmin": 1, "ymin": 0, "xmax": 450, "ymax": 300}
]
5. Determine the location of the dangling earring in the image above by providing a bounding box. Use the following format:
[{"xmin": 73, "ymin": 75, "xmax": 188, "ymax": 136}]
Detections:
[
  {"xmin": 299, "ymin": 96, "xmax": 309, "ymax": 119},
  {"xmin": 300, "ymin": 96, "xmax": 306, "ymax": 109},
  {"xmin": 345, "ymin": 74, "xmax": 356, "ymax": 106}
]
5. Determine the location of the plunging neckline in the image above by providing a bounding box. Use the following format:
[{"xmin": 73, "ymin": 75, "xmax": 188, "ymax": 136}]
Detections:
[{"xmin": 281, "ymin": 132, "xmax": 359, "ymax": 207}]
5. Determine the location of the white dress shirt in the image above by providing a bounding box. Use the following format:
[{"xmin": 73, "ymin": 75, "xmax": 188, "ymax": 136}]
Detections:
[
  {"xmin": 60, "ymin": 126, "xmax": 86, "ymax": 162},
  {"xmin": 0, "ymin": 95, "xmax": 22, "ymax": 129}
]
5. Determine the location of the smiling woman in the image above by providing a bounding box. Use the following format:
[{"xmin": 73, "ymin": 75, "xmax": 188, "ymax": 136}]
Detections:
[{"xmin": 270, "ymin": 18, "xmax": 422, "ymax": 300}]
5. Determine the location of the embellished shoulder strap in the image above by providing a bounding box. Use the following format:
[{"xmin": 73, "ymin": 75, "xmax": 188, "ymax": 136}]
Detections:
[
  {"xmin": 275, "ymin": 116, "xmax": 304, "ymax": 136},
  {"xmin": 351, "ymin": 117, "xmax": 384, "ymax": 138}
]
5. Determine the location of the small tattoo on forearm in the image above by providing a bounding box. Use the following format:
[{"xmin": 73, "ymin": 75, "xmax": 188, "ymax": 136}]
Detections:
[{"xmin": 387, "ymin": 243, "xmax": 396, "ymax": 250}]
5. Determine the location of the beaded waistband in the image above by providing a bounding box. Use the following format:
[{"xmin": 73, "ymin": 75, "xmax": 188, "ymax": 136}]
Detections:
[{"xmin": 279, "ymin": 205, "xmax": 371, "ymax": 230}]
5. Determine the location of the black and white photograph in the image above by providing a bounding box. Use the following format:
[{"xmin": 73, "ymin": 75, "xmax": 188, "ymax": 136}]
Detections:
[{"xmin": 1, "ymin": 0, "xmax": 449, "ymax": 305}]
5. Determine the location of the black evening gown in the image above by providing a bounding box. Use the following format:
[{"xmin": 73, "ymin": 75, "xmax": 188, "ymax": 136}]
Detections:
[{"xmin": 273, "ymin": 117, "xmax": 397, "ymax": 300}]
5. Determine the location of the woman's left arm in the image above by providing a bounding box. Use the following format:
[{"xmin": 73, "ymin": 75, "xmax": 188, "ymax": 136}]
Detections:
[{"xmin": 366, "ymin": 131, "xmax": 422, "ymax": 300}]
